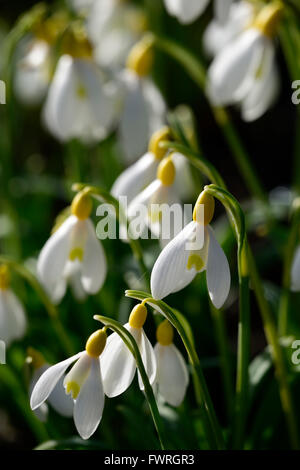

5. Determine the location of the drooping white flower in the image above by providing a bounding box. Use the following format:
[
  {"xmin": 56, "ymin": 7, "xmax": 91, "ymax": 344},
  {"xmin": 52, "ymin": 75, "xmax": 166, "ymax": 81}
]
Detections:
[
  {"xmin": 0, "ymin": 265, "xmax": 27, "ymax": 345},
  {"xmin": 164, "ymin": 0, "xmax": 210, "ymax": 24},
  {"xmin": 100, "ymin": 303, "xmax": 157, "ymax": 397},
  {"xmin": 31, "ymin": 329, "xmax": 107, "ymax": 440},
  {"xmin": 14, "ymin": 36, "xmax": 52, "ymax": 106},
  {"xmin": 43, "ymin": 34, "xmax": 120, "ymax": 143},
  {"xmin": 154, "ymin": 320, "xmax": 189, "ymax": 407},
  {"xmin": 207, "ymin": 3, "xmax": 282, "ymax": 121},
  {"xmin": 204, "ymin": 1, "xmax": 255, "ymax": 58},
  {"xmin": 164, "ymin": 0, "xmax": 233, "ymax": 25},
  {"xmin": 37, "ymin": 192, "xmax": 107, "ymax": 304},
  {"xmin": 127, "ymin": 155, "xmax": 185, "ymax": 245},
  {"xmin": 114, "ymin": 37, "xmax": 166, "ymax": 163},
  {"xmin": 27, "ymin": 348, "xmax": 73, "ymax": 422},
  {"xmin": 151, "ymin": 191, "xmax": 231, "ymax": 309},
  {"xmin": 87, "ymin": 0, "xmax": 147, "ymax": 70}
]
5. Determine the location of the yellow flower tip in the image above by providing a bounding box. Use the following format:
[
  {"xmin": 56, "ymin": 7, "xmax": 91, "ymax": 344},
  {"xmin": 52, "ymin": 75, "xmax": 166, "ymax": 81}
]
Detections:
[
  {"xmin": 0, "ymin": 265, "xmax": 10, "ymax": 290},
  {"xmin": 26, "ymin": 347, "xmax": 45, "ymax": 369},
  {"xmin": 66, "ymin": 381, "xmax": 80, "ymax": 399},
  {"xmin": 157, "ymin": 156, "xmax": 176, "ymax": 186},
  {"xmin": 156, "ymin": 320, "xmax": 174, "ymax": 346},
  {"xmin": 129, "ymin": 303, "xmax": 148, "ymax": 329},
  {"xmin": 253, "ymin": 2, "xmax": 283, "ymax": 38},
  {"xmin": 71, "ymin": 192, "xmax": 92, "ymax": 220},
  {"xmin": 148, "ymin": 126, "xmax": 173, "ymax": 160},
  {"xmin": 193, "ymin": 191, "xmax": 215, "ymax": 225},
  {"xmin": 187, "ymin": 253, "xmax": 204, "ymax": 272},
  {"xmin": 85, "ymin": 329, "xmax": 107, "ymax": 358},
  {"xmin": 126, "ymin": 37, "xmax": 154, "ymax": 77}
]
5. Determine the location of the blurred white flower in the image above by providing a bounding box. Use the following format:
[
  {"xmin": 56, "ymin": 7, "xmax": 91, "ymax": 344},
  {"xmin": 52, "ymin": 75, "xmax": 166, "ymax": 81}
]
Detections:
[
  {"xmin": 27, "ymin": 348, "xmax": 73, "ymax": 422},
  {"xmin": 87, "ymin": 0, "xmax": 147, "ymax": 70},
  {"xmin": 0, "ymin": 265, "xmax": 27, "ymax": 345},
  {"xmin": 37, "ymin": 192, "xmax": 107, "ymax": 304},
  {"xmin": 127, "ymin": 155, "xmax": 185, "ymax": 245},
  {"xmin": 204, "ymin": 1, "xmax": 254, "ymax": 58},
  {"xmin": 69, "ymin": 0, "xmax": 94, "ymax": 15},
  {"xmin": 14, "ymin": 36, "xmax": 52, "ymax": 106},
  {"xmin": 164, "ymin": 0, "xmax": 233, "ymax": 25},
  {"xmin": 31, "ymin": 329, "xmax": 107, "ymax": 440},
  {"xmin": 100, "ymin": 303, "xmax": 157, "ymax": 396},
  {"xmin": 154, "ymin": 320, "xmax": 189, "ymax": 407},
  {"xmin": 151, "ymin": 191, "xmax": 231, "ymax": 308},
  {"xmin": 43, "ymin": 53, "xmax": 120, "ymax": 143},
  {"xmin": 207, "ymin": 3, "xmax": 281, "ymax": 121}
]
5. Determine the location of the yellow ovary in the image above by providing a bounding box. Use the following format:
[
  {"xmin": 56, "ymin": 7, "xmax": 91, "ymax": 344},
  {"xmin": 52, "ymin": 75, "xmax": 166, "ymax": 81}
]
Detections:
[
  {"xmin": 129, "ymin": 303, "xmax": 147, "ymax": 329},
  {"xmin": 193, "ymin": 191, "xmax": 215, "ymax": 225},
  {"xmin": 252, "ymin": 2, "xmax": 283, "ymax": 38},
  {"xmin": 0, "ymin": 265, "xmax": 10, "ymax": 290},
  {"xmin": 126, "ymin": 38, "xmax": 154, "ymax": 77},
  {"xmin": 148, "ymin": 127, "xmax": 172, "ymax": 160},
  {"xmin": 156, "ymin": 320, "xmax": 174, "ymax": 346},
  {"xmin": 85, "ymin": 329, "xmax": 107, "ymax": 358},
  {"xmin": 157, "ymin": 156, "xmax": 176, "ymax": 186},
  {"xmin": 71, "ymin": 192, "xmax": 92, "ymax": 220}
]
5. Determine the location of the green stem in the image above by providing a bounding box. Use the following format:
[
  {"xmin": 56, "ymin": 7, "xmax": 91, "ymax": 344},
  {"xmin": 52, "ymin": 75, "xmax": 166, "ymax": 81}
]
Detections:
[
  {"xmin": 125, "ymin": 291, "xmax": 226, "ymax": 450},
  {"xmin": 248, "ymin": 250, "xmax": 300, "ymax": 449},
  {"xmin": 204, "ymin": 185, "xmax": 250, "ymax": 449},
  {"xmin": 0, "ymin": 256, "xmax": 74, "ymax": 356},
  {"xmin": 210, "ymin": 303, "xmax": 234, "ymax": 423},
  {"xmin": 279, "ymin": 200, "xmax": 300, "ymax": 336},
  {"xmin": 72, "ymin": 183, "xmax": 150, "ymax": 287},
  {"xmin": 151, "ymin": 34, "xmax": 267, "ymax": 203},
  {"xmin": 94, "ymin": 315, "xmax": 166, "ymax": 450}
]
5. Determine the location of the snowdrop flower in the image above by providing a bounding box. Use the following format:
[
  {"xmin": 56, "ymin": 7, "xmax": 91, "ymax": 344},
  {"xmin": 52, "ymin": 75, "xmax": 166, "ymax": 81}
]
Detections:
[
  {"xmin": 118, "ymin": 36, "xmax": 166, "ymax": 162},
  {"xmin": 87, "ymin": 0, "xmax": 147, "ymax": 70},
  {"xmin": 14, "ymin": 36, "xmax": 52, "ymax": 106},
  {"xmin": 111, "ymin": 126, "xmax": 172, "ymax": 205},
  {"xmin": 204, "ymin": 1, "xmax": 255, "ymax": 58},
  {"xmin": 207, "ymin": 2, "xmax": 282, "ymax": 122},
  {"xmin": 37, "ymin": 191, "xmax": 107, "ymax": 304},
  {"xmin": 100, "ymin": 302, "xmax": 157, "ymax": 396},
  {"xmin": 27, "ymin": 348, "xmax": 73, "ymax": 422},
  {"xmin": 164, "ymin": 0, "xmax": 233, "ymax": 25},
  {"xmin": 0, "ymin": 265, "xmax": 27, "ymax": 345},
  {"xmin": 151, "ymin": 190, "xmax": 231, "ymax": 308},
  {"xmin": 154, "ymin": 320, "xmax": 189, "ymax": 407},
  {"xmin": 43, "ymin": 28, "xmax": 120, "ymax": 143},
  {"xmin": 31, "ymin": 329, "xmax": 107, "ymax": 439},
  {"xmin": 127, "ymin": 155, "xmax": 184, "ymax": 244},
  {"xmin": 14, "ymin": 14, "xmax": 68, "ymax": 106}
]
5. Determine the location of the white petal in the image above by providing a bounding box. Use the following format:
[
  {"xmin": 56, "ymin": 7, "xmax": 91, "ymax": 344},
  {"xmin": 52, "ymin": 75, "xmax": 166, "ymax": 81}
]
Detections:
[
  {"xmin": 150, "ymin": 221, "xmax": 200, "ymax": 299},
  {"xmin": 133, "ymin": 328, "xmax": 157, "ymax": 390},
  {"xmin": 101, "ymin": 323, "xmax": 137, "ymax": 398},
  {"xmin": 206, "ymin": 226, "xmax": 231, "ymax": 309},
  {"xmin": 74, "ymin": 358, "xmax": 105, "ymax": 440},
  {"xmin": 207, "ymin": 28, "xmax": 265, "ymax": 105},
  {"xmin": 164, "ymin": 0, "xmax": 209, "ymax": 24},
  {"xmin": 154, "ymin": 343, "xmax": 189, "ymax": 406},
  {"xmin": 291, "ymin": 246, "xmax": 300, "ymax": 292},
  {"xmin": 0, "ymin": 289, "xmax": 26, "ymax": 344},
  {"xmin": 111, "ymin": 152, "xmax": 158, "ymax": 204},
  {"xmin": 241, "ymin": 44, "xmax": 279, "ymax": 122},
  {"xmin": 214, "ymin": 0, "xmax": 233, "ymax": 24},
  {"xmin": 47, "ymin": 373, "xmax": 74, "ymax": 417},
  {"xmin": 30, "ymin": 352, "xmax": 83, "ymax": 410},
  {"xmin": 37, "ymin": 215, "xmax": 77, "ymax": 303},
  {"xmin": 81, "ymin": 219, "xmax": 107, "ymax": 294}
]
